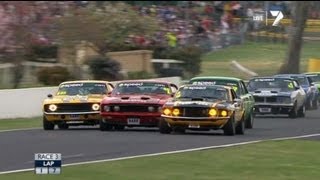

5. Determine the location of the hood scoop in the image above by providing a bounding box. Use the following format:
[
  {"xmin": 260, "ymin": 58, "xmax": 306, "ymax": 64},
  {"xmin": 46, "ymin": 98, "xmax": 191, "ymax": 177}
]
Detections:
[
  {"xmin": 191, "ymin": 98, "xmax": 204, "ymax": 101},
  {"xmin": 254, "ymin": 90, "xmax": 261, "ymax": 93},
  {"xmin": 270, "ymin": 91, "xmax": 278, "ymax": 93},
  {"xmin": 121, "ymin": 97, "xmax": 130, "ymax": 100},
  {"xmin": 141, "ymin": 97, "xmax": 150, "ymax": 100}
]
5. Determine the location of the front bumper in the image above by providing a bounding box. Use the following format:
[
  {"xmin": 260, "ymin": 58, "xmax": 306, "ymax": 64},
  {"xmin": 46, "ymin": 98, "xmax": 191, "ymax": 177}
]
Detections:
[
  {"xmin": 101, "ymin": 112, "xmax": 161, "ymax": 127},
  {"xmin": 161, "ymin": 115, "xmax": 229, "ymax": 129},
  {"xmin": 254, "ymin": 103, "xmax": 294, "ymax": 114},
  {"xmin": 44, "ymin": 111, "xmax": 101, "ymax": 122}
]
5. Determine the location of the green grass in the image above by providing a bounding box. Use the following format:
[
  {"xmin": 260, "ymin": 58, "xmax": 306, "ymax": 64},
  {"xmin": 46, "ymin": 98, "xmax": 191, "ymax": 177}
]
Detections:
[
  {"xmin": 0, "ymin": 117, "xmax": 41, "ymax": 130},
  {"xmin": 2, "ymin": 140, "xmax": 320, "ymax": 180},
  {"xmin": 200, "ymin": 41, "xmax": 320, "ymax": 79}
]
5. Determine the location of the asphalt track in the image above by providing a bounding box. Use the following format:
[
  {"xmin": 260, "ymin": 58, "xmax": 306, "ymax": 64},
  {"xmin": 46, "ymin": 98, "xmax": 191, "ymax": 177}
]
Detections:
[{"xmin": 0, "ymin": 110, "xmax": 319, "ymax": 172}]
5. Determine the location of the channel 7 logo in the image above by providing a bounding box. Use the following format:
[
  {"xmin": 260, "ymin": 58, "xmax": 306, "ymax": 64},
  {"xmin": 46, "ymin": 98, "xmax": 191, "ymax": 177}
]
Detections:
[{"xmin": 253, "ymin": 11, "xmax": 284, "ymax": 26}]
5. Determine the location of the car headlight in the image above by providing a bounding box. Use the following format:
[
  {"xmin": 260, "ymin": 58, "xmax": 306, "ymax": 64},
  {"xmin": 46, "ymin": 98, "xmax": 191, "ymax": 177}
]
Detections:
[
  {"xmin": 113, "ymin": 106, "xmax": 120, "ymax": 112},
  {"xmin": 148, "ymin": 106, "xmax": 155, "ymax": 112},
  {"xmin": 92, "ymin": 104, "xmax": 100, "ymax": 111},
  {"xmin": 172, "ymin": 108, "xmax": 180, "ymax": 116},
  {"xmin": 221, "ymin": 110, "xmax": 228, "ymax": 117},
  {"xmin": 48, "ymin": 104, "xmax": 57, "ymax": 112},
  {"xmin": 103, "ymin": 105, "xmax": 110, "ymax": 112},
  {"xmin": 208, "ymin": 109, "xmax": 217, "ymax": 116},
  {"xmin": 163, "ymin": 108, "xmax": 171, "ymax": 115}
]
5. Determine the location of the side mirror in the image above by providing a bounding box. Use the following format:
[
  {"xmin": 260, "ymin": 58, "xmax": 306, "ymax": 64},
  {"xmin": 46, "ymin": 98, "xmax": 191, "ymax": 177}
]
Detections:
[
  {"xmin": 47, "ymin": 94, "xmax": 53, "ymax": 98},
  {"xmin": 310, "ymin": 82, "xmax": 315, "ymax": 86},
  {"xmin": 233, "ymin": 98, "xmax": 241, "ymax": 107}
]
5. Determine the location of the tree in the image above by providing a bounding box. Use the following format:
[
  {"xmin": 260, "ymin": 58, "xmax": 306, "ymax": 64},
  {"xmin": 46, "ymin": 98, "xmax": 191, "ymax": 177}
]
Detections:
[
  {"xmin": 86, "ymin": 56, "xmax": 123, "ymax": 81},
  {"xmin": 54, "ymin": 2, "xmax": 159, "ymax": 78},
  {"xmin": 279, "ymin": 1, "xmax": 310, "ymax": 74}
]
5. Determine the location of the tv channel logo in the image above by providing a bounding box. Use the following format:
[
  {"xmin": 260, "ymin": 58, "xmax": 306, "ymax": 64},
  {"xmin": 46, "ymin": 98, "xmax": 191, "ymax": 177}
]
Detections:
[
  {"xmin": 34, "ymin": 153, "xmax": 62, "ymax": 175},
  {"xmin": 253, "ymin": 10, "xmax": 284, "ymax": 26}
]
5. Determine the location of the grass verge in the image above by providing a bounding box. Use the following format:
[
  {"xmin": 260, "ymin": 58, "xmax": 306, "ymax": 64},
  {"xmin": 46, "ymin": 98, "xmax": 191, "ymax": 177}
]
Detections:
[
  {"xmin": 1, "ymin": 139, "xmax": 320, "ymax": 180},
  {"xmin": 200, "ymin": 41, "xmax": 320, "ymax": 78},
  {"xmin": 0, "ymin": 117, "xmax": 41, "ymax": 130}
]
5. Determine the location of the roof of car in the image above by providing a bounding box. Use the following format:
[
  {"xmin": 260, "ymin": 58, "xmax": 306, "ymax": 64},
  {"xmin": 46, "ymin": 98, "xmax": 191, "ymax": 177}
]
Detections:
[
  {"xmin": 304, "ymin": 72, "xmax": 320, "ymax": 75},
  {"xmin": 249, "ymin": 76, "xmax": 295, "ymax": 81},
  {"xmin": 114, "ymin": 79, "xmax": 171, "ymax": 84},
  {"xmin": 59, "ymin": 80, "xmax": 110, "ymax": 85},
  {"xmin": 274, "ymin": 74, "xmax": 307, "ymax": 77},
  {"xmin": 181, "ymin": 84, "xmax": 232, "ymax": 90},
  {"xmin": 190, "ymin": 76, "xmax": 242, "ymax": 82}
]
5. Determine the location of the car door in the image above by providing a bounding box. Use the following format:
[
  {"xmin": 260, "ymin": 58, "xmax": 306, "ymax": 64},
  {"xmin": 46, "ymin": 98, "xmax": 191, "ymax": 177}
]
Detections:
[
  {"xmin": 231, "ymin": 89, "xmax": 243, "ymax": 121},
  {"xmin": 239, "ymin": 81, "xmax": 254, "ymax": 119},
  {"xmin": 293, "ymin": 80, "xmax": 305, "ymax": 108}
]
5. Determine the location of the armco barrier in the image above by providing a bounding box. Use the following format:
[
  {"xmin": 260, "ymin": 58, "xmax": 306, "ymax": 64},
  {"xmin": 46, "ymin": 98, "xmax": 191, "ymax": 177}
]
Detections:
[{"xmin": 0, "ymin": 77, "xmax": 181, "ymax": 119}]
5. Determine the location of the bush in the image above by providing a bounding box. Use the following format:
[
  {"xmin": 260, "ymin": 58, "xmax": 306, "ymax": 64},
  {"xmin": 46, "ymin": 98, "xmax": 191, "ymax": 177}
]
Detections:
[
  {"xmin": 27, "ymin": 45, "xmax": 58, "ymax": 62},
  {"xmin": 127, "ymin": 71, "xmax": 156, "ymax": 80},
  {"xmin": 86, "ymin": 55, "xmax": 123, "ymax": 81},
  {"xmin": 153, "ymin": 46, "xmax": 203, "ymax": 78},
  {"xmin": 37, "ymin": 66, "xmax": 71, "ymax": 86}
]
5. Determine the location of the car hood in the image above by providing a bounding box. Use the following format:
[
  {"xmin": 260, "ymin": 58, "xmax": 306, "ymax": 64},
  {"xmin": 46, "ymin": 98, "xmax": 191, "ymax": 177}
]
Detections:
[
  {"xmin": 165, "ymin": 99, "xmax": 231, "ymax": 109},
  {"xmin": 44, "ymin": 94, "xmax": 105, "ymax": 104},
  {"xmin": 250, "ymin": 89, "xmax": 292, "ymax": 97},
  {"xmin": 102, "ymin": 94, "xmax": 170, "ymax": 105}
]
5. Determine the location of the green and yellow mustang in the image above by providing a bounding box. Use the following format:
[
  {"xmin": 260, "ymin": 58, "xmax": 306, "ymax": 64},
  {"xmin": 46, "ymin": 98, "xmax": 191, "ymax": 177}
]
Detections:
[
  {"xmin": 188, "ymin": 76, "xmax": 255, "ymax": 128},
  {"xmin": 304, "ymin": 72, "xmax": 320, "ymax": 102}
]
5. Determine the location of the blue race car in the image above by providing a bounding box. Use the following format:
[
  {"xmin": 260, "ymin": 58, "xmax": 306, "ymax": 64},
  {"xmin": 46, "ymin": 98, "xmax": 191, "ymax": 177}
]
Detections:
[{"xmin": 274, "ymin": 74, "xmax": 319, "ymax": 110}]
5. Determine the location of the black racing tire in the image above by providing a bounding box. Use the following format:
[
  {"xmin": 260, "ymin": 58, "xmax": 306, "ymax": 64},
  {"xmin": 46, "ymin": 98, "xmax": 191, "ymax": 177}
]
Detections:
[
  {"xmin": 223, "ymin": 115, "xmax": 235, "ymax": 136},
  {"xmin": 235, "ymin": 115, "xmax": 245, "ymax": 135},
  {"xmin": 312, "ymin": 99, "xmax": 318, "ymax": 110},
  {"xmin": 114, "ymin": 125, "xmax": 125, "ymax": 131},
  {"xmin": 99, "ymin": 120, "xmax": 113, "ymax": 131},
  {"xmin": 289, "ymin": 102, "xmax": 298, "ymax": 119},
  {"xmin": 305, "ymin": 99, "xmax": 312, "ymax": 110},
  {"xmin": 43, "ymin": 116, "xmax": 55, "ymax": 130},
  {"xmin": 159, "ymin": 118, "xmax": 172, "ymax": 134},
  {"xmin": 57, "ymin": 123, "xmax": 69, "ymax": 130},
  {"xmin": 297, "ymin": 105, "xmax": 306, "ymax": 117},
  {"xmin": 245, "ymin": 110, "xmax": 254, "ymax": 129}
]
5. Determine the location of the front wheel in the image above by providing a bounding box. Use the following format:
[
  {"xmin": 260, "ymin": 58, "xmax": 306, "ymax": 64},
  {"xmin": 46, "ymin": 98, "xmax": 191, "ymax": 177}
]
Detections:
[
  {"xmin": 43, "ymin": 116, "xmax": 54, "ymax": 130},
  {"xmin": 245, "ymin": 110, "xmax": 254, "ymax": 129},
  {"xmin": 297, "ymin": 105, "xmax": 306, "ymax": 117},
  {"xmin": 159, "ymin": 118, "xmax": 172, "ymax": 134},
  {"xmin": 235, "ymin": 115, "xmax": 245, "ymax": 135},
  {"xmin": 223, "ymin": 115, "xmax": 235, "ymax": 136},
  {"xmin": 289, "ymin": 103, "xmax": 298, "ymax": 119},
  {"xmin": 99, "ymin": 120, "xmax": 113, "ymax": 131},
  {"xmin": 312, "ymin": 99, "xmax": 318, "ymax": 110}
]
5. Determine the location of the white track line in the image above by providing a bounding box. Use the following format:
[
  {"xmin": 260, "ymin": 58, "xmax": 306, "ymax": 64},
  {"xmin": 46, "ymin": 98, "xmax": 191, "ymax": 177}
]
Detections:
[
  {"xmin": 0, "ymin": 133, "xmax": 320, "ymax": 175},
  {"xmin": 0, "ymin": 128, "xmax": 41, "ymax": 133}
]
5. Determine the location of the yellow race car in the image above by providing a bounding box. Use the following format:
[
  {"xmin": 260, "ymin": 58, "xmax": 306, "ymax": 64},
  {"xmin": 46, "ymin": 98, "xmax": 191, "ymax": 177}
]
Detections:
[{"xmin": 42, "ymin": 80, "xmax": 114, "ymax": 130}]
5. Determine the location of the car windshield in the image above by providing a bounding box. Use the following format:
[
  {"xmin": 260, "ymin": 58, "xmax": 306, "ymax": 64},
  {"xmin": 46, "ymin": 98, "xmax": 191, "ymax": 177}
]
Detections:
[
  {"xmin": 57, "ymin": 83, "xmax": 107, "ymax": 96},
  {"xmin": 308, "ymin": 75, "xmax": 320, "ymax": 82},
  {"xmin": 190, "ymin": 79, "xmax": 240, "ymax": 96},
  {"xmin": 247, "ymin": 78, "xmax": 295, "ymax": 92},
  {"xmin": 291, "ymin": 76, "xmax": 309, "ymax": 86},
  {"xmin": 113, "ymin": 82, "xmax": 171, "ymax": 95},
  {"xmin": 175, "ymin": 86, "xmax": 229, "ymax": 101}
]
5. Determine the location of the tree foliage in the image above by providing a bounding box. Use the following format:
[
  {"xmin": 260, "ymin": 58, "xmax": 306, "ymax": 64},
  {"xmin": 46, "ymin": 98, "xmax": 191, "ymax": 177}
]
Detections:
[{"xmin": 55, "ymin": 2, "xmax": 159, "ymax": 54}]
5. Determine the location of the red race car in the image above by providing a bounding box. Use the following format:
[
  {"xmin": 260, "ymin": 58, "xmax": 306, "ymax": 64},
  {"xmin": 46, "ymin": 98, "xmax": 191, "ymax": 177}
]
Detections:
[{"xmin": 100, "ymin": 80, "xmax": 178, "ymax": 131}]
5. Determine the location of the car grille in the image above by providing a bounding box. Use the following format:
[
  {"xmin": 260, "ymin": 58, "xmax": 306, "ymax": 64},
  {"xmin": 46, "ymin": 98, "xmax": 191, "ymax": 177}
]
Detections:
[
  {"xmin": 254, "ymin": 96, "xmax": 264, "ymax": 102},
  {"xmin": 266, "ymin": 97, "xmax": 277, "ymax": 103},
  {"xmin": 253, "ymin": 96, "xmax": 290, "ymax": 103},
  {"xmin": 45, "ymin": 103, "xmax": 94, "ymax": 113},
  {"xmin": 113, "ymin": 105, "xmax": 159, "ymax": 112},
  {"xmin": 179, "ymin": 107, "xmax": 210, "ymax": 117}
]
